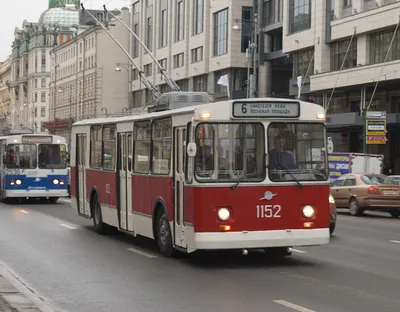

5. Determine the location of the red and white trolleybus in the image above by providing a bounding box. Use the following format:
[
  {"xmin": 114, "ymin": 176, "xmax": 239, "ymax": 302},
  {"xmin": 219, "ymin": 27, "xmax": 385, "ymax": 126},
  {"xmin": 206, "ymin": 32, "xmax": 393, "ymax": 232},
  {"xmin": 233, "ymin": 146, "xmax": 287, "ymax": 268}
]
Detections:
[{"xmin": 70, "ymin": 92, "xmax": 331, "ymax": 257}]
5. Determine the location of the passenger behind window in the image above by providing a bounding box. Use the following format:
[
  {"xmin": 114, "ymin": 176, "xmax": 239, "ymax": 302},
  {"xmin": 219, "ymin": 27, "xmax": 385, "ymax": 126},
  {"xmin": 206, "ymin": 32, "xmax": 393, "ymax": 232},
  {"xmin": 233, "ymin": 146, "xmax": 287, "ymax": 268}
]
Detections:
[{"xmin": 269, "ymin": 134, "xmax": 296, "ymax": 170}]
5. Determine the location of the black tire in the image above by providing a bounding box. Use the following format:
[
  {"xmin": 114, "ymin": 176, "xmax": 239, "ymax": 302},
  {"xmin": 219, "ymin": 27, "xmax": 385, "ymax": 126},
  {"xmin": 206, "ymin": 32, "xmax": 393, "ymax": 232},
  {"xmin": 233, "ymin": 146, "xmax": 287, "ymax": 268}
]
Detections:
[
  {"xmin": 349, "ymin": 198, "xmax": 362, "ymax": 216},
  {"xmin": 92, "ymin": 192, "xmax": 109, "ymax": 235},
  {"xmin": 390, "ymin": 211, "xmax": 400, "ymax": 218},
  {"xmin": 264, "ymin": 247, "xmax": 292, "ymax": 257},
  {"xmin": 50, "ymin": 197, "xmax": 59, "ymax": 203},
  {"xmin": 155, "ymin": 209, "xmax": 175, "ymax": 257},
  {"xmin": 329, "ymin": 223, "xmax": 336, "ymax": 235}
]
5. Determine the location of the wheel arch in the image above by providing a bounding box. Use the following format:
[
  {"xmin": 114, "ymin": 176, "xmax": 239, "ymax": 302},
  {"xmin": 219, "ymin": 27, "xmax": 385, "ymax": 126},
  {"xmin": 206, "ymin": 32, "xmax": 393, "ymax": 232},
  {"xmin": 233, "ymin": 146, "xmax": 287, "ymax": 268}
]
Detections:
[{"xmin": 89, "ymin": 185, "xmax": 100, "ymax": 218}]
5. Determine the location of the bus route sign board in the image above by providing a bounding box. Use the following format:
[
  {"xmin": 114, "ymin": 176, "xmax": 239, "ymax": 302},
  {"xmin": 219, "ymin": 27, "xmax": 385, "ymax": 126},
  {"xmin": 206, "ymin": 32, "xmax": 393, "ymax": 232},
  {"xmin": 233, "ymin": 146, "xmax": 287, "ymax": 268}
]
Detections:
[
  {"xmin": 366, "ymin": 111, "xmax": 386, "ymax": 120},
  {"xmin": 366, "ymin": 136, "xmax": 387, "ymax": 145},
  {"xmin": 366, "ymin": 120, "xmax": 386, "ymax": 136},
  {"xmin": 232, "ymin": 101, "xmax": 300, "ymax": 118}
]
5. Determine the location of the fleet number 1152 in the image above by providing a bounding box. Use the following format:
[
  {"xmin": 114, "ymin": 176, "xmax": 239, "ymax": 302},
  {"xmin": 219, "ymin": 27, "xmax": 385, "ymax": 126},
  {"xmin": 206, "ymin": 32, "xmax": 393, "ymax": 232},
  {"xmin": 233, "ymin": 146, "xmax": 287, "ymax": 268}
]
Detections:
[{"xmin": 256, "ymin": 205, "xmax": 281, "ymax": 218}]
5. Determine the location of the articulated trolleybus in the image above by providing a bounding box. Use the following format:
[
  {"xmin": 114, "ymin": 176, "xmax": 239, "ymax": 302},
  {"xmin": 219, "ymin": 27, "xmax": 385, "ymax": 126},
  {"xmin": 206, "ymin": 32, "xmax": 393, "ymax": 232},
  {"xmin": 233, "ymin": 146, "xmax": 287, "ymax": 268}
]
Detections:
[
  {"xmin": 70, "ymin": 92, "xmax": 331, "ymax": 257},
  {"xmin": 0, "ymin": 133, "xmax": 69, "ymax": 203}
]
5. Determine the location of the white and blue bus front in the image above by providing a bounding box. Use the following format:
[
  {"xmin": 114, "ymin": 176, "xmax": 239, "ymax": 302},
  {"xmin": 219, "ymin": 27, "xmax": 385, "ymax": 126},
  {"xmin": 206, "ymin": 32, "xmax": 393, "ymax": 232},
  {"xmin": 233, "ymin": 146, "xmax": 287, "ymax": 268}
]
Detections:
[{"xmin": 4, "ymin": 135, "xmax": 68, "ymax": 201}]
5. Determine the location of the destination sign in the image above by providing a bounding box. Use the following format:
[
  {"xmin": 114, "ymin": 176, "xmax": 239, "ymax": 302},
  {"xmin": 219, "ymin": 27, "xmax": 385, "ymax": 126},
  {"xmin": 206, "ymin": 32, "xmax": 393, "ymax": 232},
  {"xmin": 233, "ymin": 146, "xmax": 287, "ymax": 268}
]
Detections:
[
  {"xmin": 22, "ymin": 136, "xmax": 53, "ymax": 143},
  {"xmin": 232, "ymin": 101, "xmax": 300, "ymax": 118}
]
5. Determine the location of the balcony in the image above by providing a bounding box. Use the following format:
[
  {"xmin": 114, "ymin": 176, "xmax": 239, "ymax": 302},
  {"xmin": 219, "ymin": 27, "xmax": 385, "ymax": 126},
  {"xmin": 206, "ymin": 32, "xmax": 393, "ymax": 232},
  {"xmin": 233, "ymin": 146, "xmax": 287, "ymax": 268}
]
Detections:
[
  {"xmin": 331, "ymin": 1, "xmax": 400, "ymax": 40},
  {"xmin": 310, "ymin": 60, "xmax": 400, "ymax": 92}
]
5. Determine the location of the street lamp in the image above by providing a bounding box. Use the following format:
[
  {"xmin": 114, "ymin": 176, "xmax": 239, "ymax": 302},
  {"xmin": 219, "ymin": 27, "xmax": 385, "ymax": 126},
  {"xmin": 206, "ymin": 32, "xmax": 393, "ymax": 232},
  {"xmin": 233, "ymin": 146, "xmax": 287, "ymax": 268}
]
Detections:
[
  {"xmin": 115, "ymin": 62, "xmax": 132, "ymax": 108},
  {"xmin": 232, "ymin": 14, "xmax": 258, "ymax": 98}
]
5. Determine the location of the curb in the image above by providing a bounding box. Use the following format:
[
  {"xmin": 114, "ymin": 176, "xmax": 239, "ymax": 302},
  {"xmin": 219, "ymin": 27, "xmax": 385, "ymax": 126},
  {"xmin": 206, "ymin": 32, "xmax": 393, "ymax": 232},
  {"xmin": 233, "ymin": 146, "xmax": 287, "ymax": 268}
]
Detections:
[{"xmin": 0, "ymin": 275, "xmax": 42, "ymax": 311}]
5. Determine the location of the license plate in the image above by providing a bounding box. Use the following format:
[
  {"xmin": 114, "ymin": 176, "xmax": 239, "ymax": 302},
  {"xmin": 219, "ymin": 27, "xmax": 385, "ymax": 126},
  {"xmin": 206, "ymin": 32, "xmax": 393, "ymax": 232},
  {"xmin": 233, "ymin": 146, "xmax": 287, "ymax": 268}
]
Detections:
[{"xmin": 383, "ymin": 190, "xmax": 399, "ymax": 196}]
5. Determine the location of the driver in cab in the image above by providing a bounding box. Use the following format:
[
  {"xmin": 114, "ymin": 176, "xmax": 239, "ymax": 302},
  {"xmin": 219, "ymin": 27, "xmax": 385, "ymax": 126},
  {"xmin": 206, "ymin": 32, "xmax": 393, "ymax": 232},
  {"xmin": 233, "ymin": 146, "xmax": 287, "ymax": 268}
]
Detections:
[{"xmin": 268, "ymin": 135, "xmax": 296, "ymax": 170}]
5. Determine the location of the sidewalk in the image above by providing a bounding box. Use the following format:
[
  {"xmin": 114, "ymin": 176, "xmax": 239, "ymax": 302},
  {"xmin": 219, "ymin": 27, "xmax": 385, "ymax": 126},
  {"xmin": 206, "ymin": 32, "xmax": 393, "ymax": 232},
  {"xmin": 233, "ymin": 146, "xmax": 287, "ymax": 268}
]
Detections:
[{"xmin": 0, "ymin": 275, "xmax": 42, "ymax": 312}]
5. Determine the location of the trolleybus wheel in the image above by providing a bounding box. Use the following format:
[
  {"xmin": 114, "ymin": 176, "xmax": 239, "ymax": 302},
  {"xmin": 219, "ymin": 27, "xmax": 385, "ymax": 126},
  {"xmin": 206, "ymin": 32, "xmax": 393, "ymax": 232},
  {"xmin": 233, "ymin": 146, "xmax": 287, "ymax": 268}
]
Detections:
[
  {"xmin": 156, "ymin": 209, "xmax": 174, "ymax": 257},
  {"xmin": 92, "ymin": 192, "xmax": 109, "ymax": 235},
  {"xmin": 264, "ymin": 247, "xmax": 292, "ymax": 257}
]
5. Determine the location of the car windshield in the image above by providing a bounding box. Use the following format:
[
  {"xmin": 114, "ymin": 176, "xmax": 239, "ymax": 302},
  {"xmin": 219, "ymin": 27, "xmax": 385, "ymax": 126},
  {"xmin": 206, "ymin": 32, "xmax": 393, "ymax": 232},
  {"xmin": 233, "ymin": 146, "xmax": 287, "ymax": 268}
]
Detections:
[
  {"xmin": 268, "ymin": 123, "xmax": 328, "ymax": 182},
  {"xmin": 361, "ymin": 175, "xmax": 386, "ymax": 185},
  {"xmin": 194, "ymin": 123, "xmax": 265, "ymax": 182},
  {"xmin": 6, "ymin": 144, "xmax": 37, "ymax": 169},
  {"xmin": 38, "ymin": 144, "xmax": 68, "ymax": 169}
]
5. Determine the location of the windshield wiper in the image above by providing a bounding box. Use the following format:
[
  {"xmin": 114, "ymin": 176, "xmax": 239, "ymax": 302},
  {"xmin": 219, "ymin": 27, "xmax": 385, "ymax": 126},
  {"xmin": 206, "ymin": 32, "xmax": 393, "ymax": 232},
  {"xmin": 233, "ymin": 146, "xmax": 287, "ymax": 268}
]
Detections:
[
  {"xmin": 231, "ymin": 171, "xmax": 247, "ymax": 190},
  {"xmin": 275, "ymin": 162, "xmax": 303, "ymax": 188}
]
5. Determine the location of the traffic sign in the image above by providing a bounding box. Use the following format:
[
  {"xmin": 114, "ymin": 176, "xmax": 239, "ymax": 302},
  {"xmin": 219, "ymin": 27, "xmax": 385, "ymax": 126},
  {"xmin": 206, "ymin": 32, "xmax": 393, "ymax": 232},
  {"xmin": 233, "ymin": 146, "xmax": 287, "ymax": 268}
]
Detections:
[
  {"xmin": 366, "ymin": 111, "xmax": 386, "ymax": 119},
  {"xmin": 366, "ymin": 136, "xmax": 387, "ymax": 144}
]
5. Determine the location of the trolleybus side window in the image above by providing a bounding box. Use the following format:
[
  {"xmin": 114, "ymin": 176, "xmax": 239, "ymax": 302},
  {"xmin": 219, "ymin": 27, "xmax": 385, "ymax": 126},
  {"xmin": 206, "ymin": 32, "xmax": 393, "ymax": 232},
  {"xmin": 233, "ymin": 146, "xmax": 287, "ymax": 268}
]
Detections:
[
  {"xmin": 133, "ymin": 121, "xmax": 151, "ymax": 173},
  {"xmin": 152, "ymin": 118, "xmax": 172, "ymax": 175},
  {"xmin": 194, "ymin": 123, "xmax": 265, "ymax": 182},
  {"xmin": 90, "ymin": 126, "xmax": 102, "ymax": 168},
  {"xmin": 102, "ymin": 125, "xmax": 117, "ymax": 171},
  {"xmin": 6, "ymin": 144, "xmax": 37, "ymax": 169},
  {"xmin": 267, "ymin": 123, "xmax": 328, "ymax": 182}
]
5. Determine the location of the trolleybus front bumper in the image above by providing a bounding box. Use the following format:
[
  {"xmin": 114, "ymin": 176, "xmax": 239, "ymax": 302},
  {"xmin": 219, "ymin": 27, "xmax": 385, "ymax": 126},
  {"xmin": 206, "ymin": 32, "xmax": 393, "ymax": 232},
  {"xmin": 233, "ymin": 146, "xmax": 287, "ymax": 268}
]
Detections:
[
  {"xmin": 5, "ymin": 189, "xmax": 68, "ymax": 198},
  {"xmin": 193, "ymin": 228, "xmax": 330, "ymax": 250}
]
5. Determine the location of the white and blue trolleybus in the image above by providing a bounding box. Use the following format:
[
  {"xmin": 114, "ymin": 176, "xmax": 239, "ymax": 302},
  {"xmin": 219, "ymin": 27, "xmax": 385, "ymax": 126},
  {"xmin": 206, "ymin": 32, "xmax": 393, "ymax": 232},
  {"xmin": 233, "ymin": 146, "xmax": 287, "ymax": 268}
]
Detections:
[{"xmin": 0, "ymin": 134, "xmax": 68, "ymax": 203}]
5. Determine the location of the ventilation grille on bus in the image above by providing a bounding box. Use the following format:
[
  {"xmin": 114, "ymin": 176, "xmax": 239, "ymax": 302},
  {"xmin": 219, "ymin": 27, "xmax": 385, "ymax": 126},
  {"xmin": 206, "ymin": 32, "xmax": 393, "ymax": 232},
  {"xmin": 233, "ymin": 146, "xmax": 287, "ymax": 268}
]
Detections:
[{"xmin": 149, "ymin": 92, "xmax": 210, "ymax": 113}]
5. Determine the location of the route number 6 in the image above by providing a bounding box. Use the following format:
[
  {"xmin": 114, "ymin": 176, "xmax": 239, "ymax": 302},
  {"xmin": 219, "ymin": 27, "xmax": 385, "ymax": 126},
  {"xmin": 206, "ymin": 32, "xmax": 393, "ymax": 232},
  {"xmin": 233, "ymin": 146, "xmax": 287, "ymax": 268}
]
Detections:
[
  {"xmin": 241, "ymin": 104, "xmax": 247, "ymax": 114},
  {"xmin": 256, "ymin": 205, "xmax": 281, "ymax": 218}
]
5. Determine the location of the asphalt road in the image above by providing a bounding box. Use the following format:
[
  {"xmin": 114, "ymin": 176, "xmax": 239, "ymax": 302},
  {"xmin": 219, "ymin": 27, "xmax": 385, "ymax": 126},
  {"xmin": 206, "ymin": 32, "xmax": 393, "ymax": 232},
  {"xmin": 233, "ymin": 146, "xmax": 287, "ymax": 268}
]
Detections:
[{"xmin": 0, "ymin": 199, "xmax": 400, "ymax": 312}]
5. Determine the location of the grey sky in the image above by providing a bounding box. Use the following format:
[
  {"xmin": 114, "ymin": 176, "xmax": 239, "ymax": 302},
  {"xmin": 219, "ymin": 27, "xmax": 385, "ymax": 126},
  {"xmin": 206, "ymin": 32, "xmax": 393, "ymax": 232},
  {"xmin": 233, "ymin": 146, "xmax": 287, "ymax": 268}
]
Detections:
[{"xmin": 0, "ymin": 0, "xmax": 128, "ymax": 61}]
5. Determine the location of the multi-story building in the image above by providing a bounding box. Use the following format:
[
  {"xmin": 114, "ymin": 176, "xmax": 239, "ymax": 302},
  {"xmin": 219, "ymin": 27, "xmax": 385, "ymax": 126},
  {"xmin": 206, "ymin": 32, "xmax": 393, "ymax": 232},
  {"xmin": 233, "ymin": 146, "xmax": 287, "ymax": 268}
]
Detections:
[
  {"xmin": 47, "ymin": 8, "xmax": 130, "ymax": 141},
  {"xmin": 0, "ymin": 59, "xmax": 13, "ymax": 130},
  {"xmin": 282, "ymin": 0, "xmax": 400, "ymax": 172},
  {"xmin": 129, "ymin": 0, "xmax": 292, "ymax": 106}
]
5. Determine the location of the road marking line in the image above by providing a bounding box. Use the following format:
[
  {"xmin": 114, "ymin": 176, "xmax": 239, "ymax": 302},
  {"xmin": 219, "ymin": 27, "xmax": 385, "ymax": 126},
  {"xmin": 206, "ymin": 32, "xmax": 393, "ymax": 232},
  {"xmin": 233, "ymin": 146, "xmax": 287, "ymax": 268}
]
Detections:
[
  {"xmin": 289, "ymin": 248, "xmax": 307, "ymax": 254},
  {"xmin": 19, "ymin": 209, "xmax": 29, "ymax": 214},
  {"xmin": 59, "ymin": 223, "xmax": 77, "ymax": 230},
  {"xmin": 127, "ymin": 248, "xmax": 158, "ymax": 259},
  {"xmin": 273, "ymin": 300, "xmax": 316, "ymax": 312},
  {"xmin": 389, "ymin": 240, "xmax": 400, "ymax": 244}
]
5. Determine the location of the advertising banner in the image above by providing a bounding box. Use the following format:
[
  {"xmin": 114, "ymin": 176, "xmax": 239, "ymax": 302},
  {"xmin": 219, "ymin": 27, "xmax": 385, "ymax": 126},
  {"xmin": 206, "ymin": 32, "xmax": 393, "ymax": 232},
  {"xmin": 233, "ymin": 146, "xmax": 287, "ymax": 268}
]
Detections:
[{"xmin": 328, "ymin": 153, "xmax": 351, "ymax": 182}]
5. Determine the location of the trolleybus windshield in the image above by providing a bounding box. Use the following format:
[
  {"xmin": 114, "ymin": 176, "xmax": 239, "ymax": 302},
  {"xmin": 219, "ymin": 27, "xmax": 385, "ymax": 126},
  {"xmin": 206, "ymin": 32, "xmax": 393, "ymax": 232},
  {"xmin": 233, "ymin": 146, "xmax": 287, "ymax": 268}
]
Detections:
[
  {"xmin": 6, "ymin": 144, "xmax": 37, "ymax": 169},
  {"xmin": 194, "ymin": 123, "xmax": 265, "ymax": 182},
  {"xmin": 267, "ymin": 123, "xmax": 328, "ymax": 182},
  {"xmin": 38, "ymin": 144, "xmax": 68, "ymax": 169}
]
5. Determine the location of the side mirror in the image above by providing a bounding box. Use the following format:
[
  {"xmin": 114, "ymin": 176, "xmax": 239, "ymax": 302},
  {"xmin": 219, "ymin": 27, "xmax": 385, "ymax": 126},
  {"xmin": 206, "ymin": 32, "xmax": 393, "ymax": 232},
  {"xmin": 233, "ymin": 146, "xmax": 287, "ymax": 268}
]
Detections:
[{"xmin": 187, "ymin": 142, "xmax": 197, "ymax": 158}]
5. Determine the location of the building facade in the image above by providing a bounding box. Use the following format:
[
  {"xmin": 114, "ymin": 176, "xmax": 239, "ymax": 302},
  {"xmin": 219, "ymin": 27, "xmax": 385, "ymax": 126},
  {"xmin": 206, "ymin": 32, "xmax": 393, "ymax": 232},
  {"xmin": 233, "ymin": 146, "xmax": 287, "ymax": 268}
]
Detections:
[
  {"xmin": 282, "ymin": 0, "xmax": 400, "ymax": 173},
  {"xmin": 0, "ymin": 59, "xmax": 13, "ymax": 131},
  {"xmin": 47, "ymin": 8, "xmax": 131, "ymax": 141},
  {"xmin": 129, "ymin": 0, "xmax": 288, "ymax": 105}
]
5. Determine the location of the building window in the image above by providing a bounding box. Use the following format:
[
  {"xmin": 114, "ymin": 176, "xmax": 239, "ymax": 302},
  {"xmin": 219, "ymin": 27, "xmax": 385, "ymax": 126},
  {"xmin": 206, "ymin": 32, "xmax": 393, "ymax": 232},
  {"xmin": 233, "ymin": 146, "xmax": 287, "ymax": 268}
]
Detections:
[
  {"xmin": 193, "ymin": 75, "xmax": 208, "ymax": 91},
  {"xmin": 241, "ymin": 7, "xmax": 252, "ymax": 52},
  {"xmin": 35, "ymin": 107, "xmax": 37, "ymax": 118},
  {"xmin": 35, "ymin": 79, "xmax": 38, "ymax": 88},
  {"xmin": 41, "ymin": 107, "xmax": 46, "ymax": 117},
  {"xmin": 41, "ymin": 49, "xmax": 46, "ymax": 72},
  {"xmin": 146, "ymin": 17, "xmax": 152, "ymax": 53},
  {"xmin": 193, "ymin": 0, "xmax": 204, "ymax": 35},
  {"xmin": 176, "ymin": 0, "xmax": 185, "ymax": 42},
  {"xmin": 34, "ymin": 92, "xmax": 38, "ymax": 103},
  {"xmin": 173, "ymin": 53, "xmax": 184, "ymax": 68},
  {"xmin": 41, "ymin": 92, "xmax": 46, "ymax": 102},
  {"xmin": 160, "ymin": 9, "xmax": 168, "ymax": 47},
  {"xmin": 289, "ymin": 0, "xmax": 311, "ymax": 34},
  {"xmin": 331, "ymin": 38, "xmax": 357, "ymax": 71},
  {"xmin": 133, "ymin": 121, "xmax": 151, "ymax": 173},
  {"xmin": 152, "ymin": 118, "xmax": 172, "ymax": 175},
  {"xmin": 41, "ymin": 78, "xmax": 46, "ymax": 88},
  {"xmin": 158, "ymin": 58, "xmax": 167, "ymax": 73},
  {"xmin": 344, "ymin": 0, "xmax": 352, "ymax": 7},
  {"xmin": 213, "ymin": 8, "xmax": 229, "ymax": 56},
  {"xmin": 264, "ymin": 0, "xmax": 275, "ymax": 25},
  {"xmin": 293, "ymin": 48, "xmax": 314, "ymax": 78},
  {"xmin": 133, "ymin": 23, "xmax": 139, "ymax": 58},
  {"xmin": 191, "ymin": 46, "xmax": 203, "ymax": 63},
  {"xmin": 370, "ymin": 28, "xmax": 400, "ymax": 64},
  {"xmin": 144, "ymin": 63, "xmax": 152, "ymax": 76},
  {"xmin": 132, "ymin": 68, "xmax": 139, "ymax": 80}
]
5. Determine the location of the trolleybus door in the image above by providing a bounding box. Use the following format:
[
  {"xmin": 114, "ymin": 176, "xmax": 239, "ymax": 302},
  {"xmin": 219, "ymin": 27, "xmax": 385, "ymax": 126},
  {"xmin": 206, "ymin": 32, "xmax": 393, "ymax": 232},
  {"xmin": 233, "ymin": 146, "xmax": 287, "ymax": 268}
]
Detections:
[
  {"xmin": 76, "ymin": 134, "xmax": 89, "ymax": 216},
  {"xmin": 173, "ymin": 127, "xmax": 186, "ymax": 248},
  {"xmin": 117, "ymin": 132, "xmax": 134, "ymax": 232}
]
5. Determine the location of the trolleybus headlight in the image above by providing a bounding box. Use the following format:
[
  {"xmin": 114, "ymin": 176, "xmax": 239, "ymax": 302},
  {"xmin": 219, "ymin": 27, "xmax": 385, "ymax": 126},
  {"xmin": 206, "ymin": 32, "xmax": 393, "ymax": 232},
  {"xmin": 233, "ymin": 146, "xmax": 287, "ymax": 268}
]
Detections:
[
  {"xmin": 53, "ymin": 179, "xmax": 59, "ymax": 185},
  {"xmin": 329, "ymin": 194, "xmax": 335, "ymax": 204},
  {"xmin": 302, "ymin": 205, "xmax": 315, "ymax": 218},
  {"xmin": 218, "ymin": 208, "xmax": 230, "ymax": 221},
  {"xmin": 10, "ymin": 180, "xmax": 15, "ymax": 186},
  {"xmin": 15, "ymin": 179, "xmax": 22, "ymax": 185}
]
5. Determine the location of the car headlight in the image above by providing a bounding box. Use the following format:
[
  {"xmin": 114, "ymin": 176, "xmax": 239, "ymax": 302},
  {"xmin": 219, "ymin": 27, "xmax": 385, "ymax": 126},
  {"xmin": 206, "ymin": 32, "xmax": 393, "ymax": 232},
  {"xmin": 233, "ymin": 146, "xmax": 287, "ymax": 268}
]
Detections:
[
  {"xmin": 53, "ymin": 179, "xmax": 59, "ymax": 185},
  {"xmin": 302, "ymin": 205, "xmax": 315, "ymax": 218},
  {"xmin": 15, "ymin": 179, "xmax": 22, "ymax": 185},
  {"xmin": 329, "ymin": 194, "xmax": 335, "ymax": 204},
  {"xmin": 218, "ymin": 208, "xmax": 230, "ymax": 221}
]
